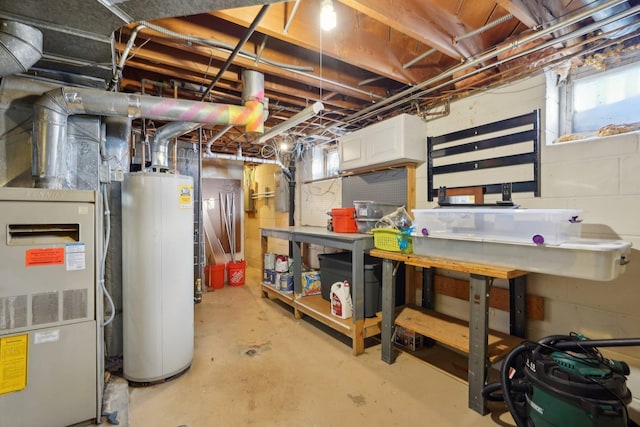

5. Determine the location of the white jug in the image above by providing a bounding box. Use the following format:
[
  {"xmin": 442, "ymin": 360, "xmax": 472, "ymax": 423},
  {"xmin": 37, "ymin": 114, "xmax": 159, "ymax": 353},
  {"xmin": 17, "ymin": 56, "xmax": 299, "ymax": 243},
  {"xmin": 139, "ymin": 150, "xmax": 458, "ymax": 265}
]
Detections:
[{"xmin": 330, "ymin": 280, "xmax": 352, "ymax": 319}]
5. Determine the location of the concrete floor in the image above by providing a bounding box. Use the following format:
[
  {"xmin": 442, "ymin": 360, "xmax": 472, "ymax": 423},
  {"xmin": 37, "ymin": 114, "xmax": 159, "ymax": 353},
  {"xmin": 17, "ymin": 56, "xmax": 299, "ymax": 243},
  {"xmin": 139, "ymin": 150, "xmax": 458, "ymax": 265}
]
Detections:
[{"xmin": 121, "ymin": 266, "xmax": 515, "ymax": 427}]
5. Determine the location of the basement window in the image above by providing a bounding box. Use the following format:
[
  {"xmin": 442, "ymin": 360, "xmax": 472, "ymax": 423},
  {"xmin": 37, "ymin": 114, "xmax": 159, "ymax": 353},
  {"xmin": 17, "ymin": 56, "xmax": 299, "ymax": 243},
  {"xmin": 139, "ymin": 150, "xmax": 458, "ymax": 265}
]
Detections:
[
  {"xmin": 326, "ymin": 148, "xmax": 340, "ymax": 177},
  {"xmin": 311, "ymin": 145, "xmax": 339, "ymax": 179},
  {"xmin": 558, "ymin": 60, "xmax": 640, "ymax": 139}
]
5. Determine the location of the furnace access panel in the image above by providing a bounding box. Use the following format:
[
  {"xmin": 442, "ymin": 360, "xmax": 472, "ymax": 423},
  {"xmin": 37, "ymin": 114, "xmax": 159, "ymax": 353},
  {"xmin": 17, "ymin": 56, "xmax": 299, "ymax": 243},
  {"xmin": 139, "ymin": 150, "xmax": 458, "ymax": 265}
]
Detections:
[{"xmin": 0, "ymin": 187, "xmax": 100, "ymax": 427}]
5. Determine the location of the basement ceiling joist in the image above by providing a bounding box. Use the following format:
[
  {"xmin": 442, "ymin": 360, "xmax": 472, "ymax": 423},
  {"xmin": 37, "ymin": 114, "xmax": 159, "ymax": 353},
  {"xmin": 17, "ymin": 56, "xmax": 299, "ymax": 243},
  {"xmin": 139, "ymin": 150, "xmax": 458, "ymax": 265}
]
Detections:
[{"xmin": 2, "ymin": 0, "xmax": 640, "ymax": 156}]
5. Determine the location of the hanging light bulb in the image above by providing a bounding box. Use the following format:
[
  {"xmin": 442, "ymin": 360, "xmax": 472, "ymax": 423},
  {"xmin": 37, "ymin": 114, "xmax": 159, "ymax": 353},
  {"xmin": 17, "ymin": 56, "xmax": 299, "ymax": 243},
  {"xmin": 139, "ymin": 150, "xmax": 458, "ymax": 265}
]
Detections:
[
  {"xmin": 279, "ymin": 139, "xmax": 289, "ymax": 152},
  {"xmin": 321, "ymin": 0, "xmax": 337, "ymax": 31}
]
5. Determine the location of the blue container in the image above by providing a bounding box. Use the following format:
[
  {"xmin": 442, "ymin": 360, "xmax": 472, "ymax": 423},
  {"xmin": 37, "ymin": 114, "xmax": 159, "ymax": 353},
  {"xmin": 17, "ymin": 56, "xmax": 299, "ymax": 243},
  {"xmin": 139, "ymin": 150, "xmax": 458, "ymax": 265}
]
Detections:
[{"xmin": 279, "ymin": 273, "xmax": 293, "ymax": 292}]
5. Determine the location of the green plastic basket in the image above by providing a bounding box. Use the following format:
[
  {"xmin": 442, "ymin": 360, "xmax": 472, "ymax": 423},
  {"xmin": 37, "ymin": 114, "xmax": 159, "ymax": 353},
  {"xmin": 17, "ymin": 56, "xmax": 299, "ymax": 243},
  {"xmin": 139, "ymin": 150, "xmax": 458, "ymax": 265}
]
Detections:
[{"xmin": 372, "ymin": 228, "xmax": 413, "ymax": 253}]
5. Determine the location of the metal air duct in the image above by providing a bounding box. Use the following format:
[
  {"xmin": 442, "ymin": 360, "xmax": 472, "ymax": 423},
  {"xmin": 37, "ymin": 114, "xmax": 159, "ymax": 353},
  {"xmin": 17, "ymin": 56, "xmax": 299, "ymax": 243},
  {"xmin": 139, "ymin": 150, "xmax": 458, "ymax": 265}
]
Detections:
[
  {"xmin": 151, "ymin": 122, "xmax": 202, "ymax": 170},
  {"xmin": 32, "ymin": 70, "xmax": 265, "ymax": 188},
  {"xmin": 149, "ymin": 70, "xmax": 265, "ymax": 170},
  {"xmin": 580, "ymin": 0, "xmax": 639, "ymax": 37},
  {"xmin": 0, "ymin": 20, "xmax": 43, "ymax": 78}
]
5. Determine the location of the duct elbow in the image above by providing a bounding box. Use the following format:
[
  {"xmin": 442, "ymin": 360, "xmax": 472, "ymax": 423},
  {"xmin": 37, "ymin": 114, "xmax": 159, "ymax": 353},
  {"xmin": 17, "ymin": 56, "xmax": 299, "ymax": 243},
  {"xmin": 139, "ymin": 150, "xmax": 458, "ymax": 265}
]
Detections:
[
  {"xmin": 0, "ymin": 20, "xmax": 43, "ymax": 78},
  {"xmin": 32, "ymin": 88, "xmax": 71, "ymax": 187},
  {"xmin": 242, "ymin": 70, "xmax": 266, "ymax": 135}
]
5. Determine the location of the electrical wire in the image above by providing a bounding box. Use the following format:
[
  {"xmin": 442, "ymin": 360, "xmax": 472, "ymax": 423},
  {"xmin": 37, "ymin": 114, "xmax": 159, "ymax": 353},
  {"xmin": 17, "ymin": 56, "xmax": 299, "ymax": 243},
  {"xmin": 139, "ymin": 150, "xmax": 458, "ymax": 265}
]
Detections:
[{"xmin": 100, "ymin": 184, "xmax": 116, "ymax": 327}]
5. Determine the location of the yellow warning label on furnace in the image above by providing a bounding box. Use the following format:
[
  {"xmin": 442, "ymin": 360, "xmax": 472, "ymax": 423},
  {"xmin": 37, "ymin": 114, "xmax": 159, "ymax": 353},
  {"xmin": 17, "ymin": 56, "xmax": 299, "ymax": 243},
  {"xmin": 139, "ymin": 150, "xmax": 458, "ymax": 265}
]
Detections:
[
  {"xmin": 179, "ymin": 185, "xmax": 194, "ymax": 209},
  {"xmin": 0, "ymin": 334, "xmax": 28, "ymax": 395}
]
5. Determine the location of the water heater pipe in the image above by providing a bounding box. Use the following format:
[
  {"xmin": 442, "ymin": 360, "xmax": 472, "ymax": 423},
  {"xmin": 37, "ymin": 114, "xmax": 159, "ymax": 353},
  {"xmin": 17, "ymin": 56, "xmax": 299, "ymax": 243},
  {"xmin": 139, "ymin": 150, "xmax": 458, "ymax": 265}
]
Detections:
[{"xmin": 151, "ymin": 121, "xmax": 202, "ymax": 170}]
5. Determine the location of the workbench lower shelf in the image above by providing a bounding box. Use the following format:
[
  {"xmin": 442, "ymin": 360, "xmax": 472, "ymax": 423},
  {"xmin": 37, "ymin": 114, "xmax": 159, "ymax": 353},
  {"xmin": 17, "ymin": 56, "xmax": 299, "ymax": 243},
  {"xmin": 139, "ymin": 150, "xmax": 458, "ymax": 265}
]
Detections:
[
  {"xmin": 261, "ymin": 283, "xmax": 294, "ymax": 305},
  {"xmin": 261, "ymin": 284, "xmax": 381, "ymax": 342},
  {"xmin": 296, "ymin": 294, "xmax": 382, "ymax": 339},
  {"xmin": 395, "ymin": 305, "xmax": 523, "ymax": 363}
]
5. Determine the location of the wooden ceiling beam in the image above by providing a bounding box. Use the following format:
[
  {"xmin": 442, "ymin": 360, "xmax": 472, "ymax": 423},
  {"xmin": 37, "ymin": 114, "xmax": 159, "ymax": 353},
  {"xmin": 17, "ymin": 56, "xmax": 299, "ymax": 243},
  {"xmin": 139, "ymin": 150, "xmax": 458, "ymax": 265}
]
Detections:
[
  {"xmin": 212, "ymin": 3, "xmax": 443, "ymax": 85},
  {"xmin": 494, "ymin": 0, "xmax": 540, "ymax": 29},
  {"xmin": 120, "ymin": 23, "xmax": 388, "ymax": 102},
  {"xmin": 337, "ymin": 0, "xmax": 467, "ymax": 59},
  {"xmin": 121, "ymin": 57, "xmax": 360, "ymax": 114}
]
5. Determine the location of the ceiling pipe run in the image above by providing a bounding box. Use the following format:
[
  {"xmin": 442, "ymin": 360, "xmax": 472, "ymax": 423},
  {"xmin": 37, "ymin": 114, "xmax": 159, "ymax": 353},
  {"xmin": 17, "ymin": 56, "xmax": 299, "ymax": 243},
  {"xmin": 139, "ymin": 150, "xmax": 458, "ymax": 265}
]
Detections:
[
  {"xmin": 283, "ymin": 0, "xmax": 301, "ymax": 34},
  {"xmin": 580, "ymin": 0, "xmax": 639, "ymax": 37},
  {"xmin": 370, "ymin": 1, "xmax": 640, "ymax": 122},
  {"xmin": 345, "ymin": 0, "xmax": 632, "ymax": 123},
  {"xmin": 203, "ymin": 152, "xmax": 286, "ymax": 170},
  {"xmin": 201, "ymin": 4, "xmax": 270, "ymax": 100},
  {"xmin": 454, "ymin": 14, "xmax": 514, "ymax": 44},
  {"xmin": 32, "ymin": 70, "xmax": 265, "ymax": 188},
  {"xmin": 205, "ymin": 125, "xmax": 234, "ymax": 155},
  {"xmin": 109, "ymin": 23, "xmax": 145, "ymax": 91},
  {"xmin": 0, "ymin": 19, "xmax": 43, "ymax": 78}
]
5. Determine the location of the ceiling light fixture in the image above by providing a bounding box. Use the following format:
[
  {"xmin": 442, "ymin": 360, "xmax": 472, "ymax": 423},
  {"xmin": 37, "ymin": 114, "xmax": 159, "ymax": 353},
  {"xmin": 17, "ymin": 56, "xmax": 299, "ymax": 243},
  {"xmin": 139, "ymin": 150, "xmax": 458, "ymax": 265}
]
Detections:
[
  {"xmin": 320, "ymin": 0, "xmax": 337, "ymax": 31},
  {"xmin": 257, "ymin": 101, "xmax": 324, "ymax": 144}
]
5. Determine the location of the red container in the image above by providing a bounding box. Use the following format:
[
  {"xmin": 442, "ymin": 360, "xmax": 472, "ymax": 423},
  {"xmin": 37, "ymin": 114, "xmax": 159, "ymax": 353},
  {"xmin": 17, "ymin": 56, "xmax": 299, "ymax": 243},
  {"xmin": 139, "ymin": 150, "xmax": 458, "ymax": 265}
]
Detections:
[
  {"xmin": 331, "ymin": 207, "xmax": 357, "ymax": 233},
  {"xmin": 227, "ymin": 260, "xmax": 247, "ymax": 286},
  {"xmin": 207, "ymin": 264, "xmax": 225, "ymax": 289}
]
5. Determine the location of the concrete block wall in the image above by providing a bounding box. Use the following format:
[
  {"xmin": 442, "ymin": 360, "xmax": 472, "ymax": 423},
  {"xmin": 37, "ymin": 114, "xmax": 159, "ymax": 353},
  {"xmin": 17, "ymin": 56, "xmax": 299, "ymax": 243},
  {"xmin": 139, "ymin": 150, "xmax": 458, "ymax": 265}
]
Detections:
[
  {"xmin": 283, "ymin": 71, "xmax": 640, "ymax": 406},
  {"xmin": 415, "ymin": 72, "xmax": 640, "ymax": 408}
]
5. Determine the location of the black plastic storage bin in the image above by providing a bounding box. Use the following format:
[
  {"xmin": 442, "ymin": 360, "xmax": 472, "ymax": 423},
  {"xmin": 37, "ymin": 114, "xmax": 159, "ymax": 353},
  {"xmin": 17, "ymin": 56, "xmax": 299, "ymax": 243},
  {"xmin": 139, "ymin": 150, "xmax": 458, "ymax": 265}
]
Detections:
[{"xmin": 318, "ymin": 252, "xmax": 382, "ymax": 318}]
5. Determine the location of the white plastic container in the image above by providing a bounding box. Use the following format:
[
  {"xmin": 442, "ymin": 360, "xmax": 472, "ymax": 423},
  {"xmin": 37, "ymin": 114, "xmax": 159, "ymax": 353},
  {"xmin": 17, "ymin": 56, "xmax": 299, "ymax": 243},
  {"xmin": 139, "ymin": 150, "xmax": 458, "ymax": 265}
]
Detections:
[
  {"xmin": 264, "ymin": 253, "xmax": 276, "ymax": 270},
  {"xmin": 274, "ymin": 254, "xmax": 289, "ymax": 272},
  {"xmin": 412, "ymin": 208, "xmax": 582, "ymax": 245},
  {"xmin": 330, "ymin": 280, "xmax": 353, "ymax": 319},
  {"xmin": 354, "ymin": 200, "xmax": 401, "ymax": 218},
  {"xmin": 356, "ymin": 218, "xmax": 378, "ymax": 233},
  {"xmin": 411, "ymin": 235, "xmax": 631, "ymax": 281}
]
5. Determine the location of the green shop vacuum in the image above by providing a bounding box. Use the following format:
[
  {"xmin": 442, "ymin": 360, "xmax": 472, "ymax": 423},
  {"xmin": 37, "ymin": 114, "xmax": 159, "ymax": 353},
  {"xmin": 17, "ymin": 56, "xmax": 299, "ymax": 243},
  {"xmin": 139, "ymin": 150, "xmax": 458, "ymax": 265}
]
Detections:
[{"xmin": 482, "ymin": 334, "xmax": 640, "ymax": 427}]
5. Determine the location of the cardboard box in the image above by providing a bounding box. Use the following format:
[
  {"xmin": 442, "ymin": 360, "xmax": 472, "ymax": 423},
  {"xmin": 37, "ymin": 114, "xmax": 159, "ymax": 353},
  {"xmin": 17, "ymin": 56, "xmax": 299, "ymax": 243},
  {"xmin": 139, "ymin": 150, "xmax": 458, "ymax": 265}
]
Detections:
[
  {"xmin": 301, "ymin": 270, "xmax": 321, "ymax": 296},
  {"xmin": 394, "ymin": 326, "xmax": 423, "ymax": 351}
]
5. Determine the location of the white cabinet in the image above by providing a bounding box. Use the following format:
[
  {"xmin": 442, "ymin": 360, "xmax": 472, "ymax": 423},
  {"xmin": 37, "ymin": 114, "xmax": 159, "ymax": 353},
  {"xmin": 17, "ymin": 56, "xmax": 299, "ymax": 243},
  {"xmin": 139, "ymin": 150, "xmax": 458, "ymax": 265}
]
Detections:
[{"xmin": 339, "ymin": 113, "xmax": 426, "ymax": 171}]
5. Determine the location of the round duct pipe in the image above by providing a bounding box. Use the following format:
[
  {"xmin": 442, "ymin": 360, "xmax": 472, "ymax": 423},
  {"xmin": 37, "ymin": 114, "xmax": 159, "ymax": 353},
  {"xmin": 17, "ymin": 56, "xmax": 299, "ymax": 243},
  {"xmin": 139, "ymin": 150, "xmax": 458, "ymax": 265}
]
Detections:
[
  {"xmin": 580, "ymin": 0, "xmax": 639, "ymax": 38},
  {"xmin": 0, "ymin": 20, "xmax": 43, "ymax": 78}
]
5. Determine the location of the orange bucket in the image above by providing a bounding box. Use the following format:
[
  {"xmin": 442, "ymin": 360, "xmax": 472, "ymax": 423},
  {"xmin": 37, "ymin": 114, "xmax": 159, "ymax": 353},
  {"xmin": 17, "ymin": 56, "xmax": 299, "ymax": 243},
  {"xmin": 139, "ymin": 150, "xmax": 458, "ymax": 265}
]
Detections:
[
  {"xmin": 331, "ymin": 207, "xmax": 357, "ymax": 233},
  {"xmin": 227, "ymin": 260, "xmax": 246, "ymax": 286},
  {"xmin": 207, "ymin": 264, "xmax": 225, "ymax": 289}
]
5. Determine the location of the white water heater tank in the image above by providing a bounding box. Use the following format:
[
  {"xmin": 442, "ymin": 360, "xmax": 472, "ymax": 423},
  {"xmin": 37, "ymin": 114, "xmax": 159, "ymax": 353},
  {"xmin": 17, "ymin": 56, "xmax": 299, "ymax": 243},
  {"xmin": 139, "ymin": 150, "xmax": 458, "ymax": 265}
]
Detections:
[{"xmin": 122, "ymin": 172, "xmax": 194, "ymax": 382}]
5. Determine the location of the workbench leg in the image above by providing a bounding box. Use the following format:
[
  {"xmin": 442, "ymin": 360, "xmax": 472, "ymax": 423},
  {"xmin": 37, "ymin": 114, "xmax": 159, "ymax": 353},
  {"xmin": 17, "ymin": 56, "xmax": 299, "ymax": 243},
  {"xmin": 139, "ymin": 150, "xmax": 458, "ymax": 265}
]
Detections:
[
  {"xmin": 261, "ymin": 234, "xmax": 268, "ymax": 298},
  {"xmin": 352, "ymin": 319, "xmax": 365, "ymax": 356},
  {"xmin": 422, "ymin": 267, "xmax": 435, "ymax": 309},
  {"xmin": 509, "ymin": 276, "xmax": 527, "ymax": 338},
  {"xmin": 468, "ymin": 274, "xmax": 490, "ymax": 415},
  {"xmin": 350, "ymin": 243, "xmax": 367, "ymax": 356},
  {"xmin": 292, "ymin": 239, "xmax": 303, "ymax": 319},
  {"xmin": 381, "ymin": 259, "xmax": 396, "ymax": 364}
]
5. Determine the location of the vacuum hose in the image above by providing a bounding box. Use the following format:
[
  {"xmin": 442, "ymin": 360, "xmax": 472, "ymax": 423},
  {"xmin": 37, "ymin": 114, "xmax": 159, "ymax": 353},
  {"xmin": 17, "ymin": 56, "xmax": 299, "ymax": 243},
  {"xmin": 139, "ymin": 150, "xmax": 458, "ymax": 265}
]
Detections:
[{"xmin": 500, "ymin": 343, "xmax": 529, "ymax": 427}]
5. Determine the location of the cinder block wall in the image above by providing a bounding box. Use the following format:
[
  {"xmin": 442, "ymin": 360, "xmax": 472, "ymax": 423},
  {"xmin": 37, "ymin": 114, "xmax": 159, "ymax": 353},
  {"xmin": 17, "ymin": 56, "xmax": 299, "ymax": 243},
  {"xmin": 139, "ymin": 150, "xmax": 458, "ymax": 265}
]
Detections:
[
  {"xmin": 417, "ymin": 72, "xmax": 640, "ymax": 410},
  {"xmin": 250, "ymin": 72, "xmax": 640, "ymax": 411}
]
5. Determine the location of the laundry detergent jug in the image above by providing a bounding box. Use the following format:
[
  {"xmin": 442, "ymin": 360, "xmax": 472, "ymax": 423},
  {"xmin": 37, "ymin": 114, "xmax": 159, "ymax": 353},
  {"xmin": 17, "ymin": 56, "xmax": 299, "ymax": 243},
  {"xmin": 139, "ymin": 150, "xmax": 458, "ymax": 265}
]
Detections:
[{"xmin": 330, "ymin": 280, "xmax": 352, "ymax": 319}]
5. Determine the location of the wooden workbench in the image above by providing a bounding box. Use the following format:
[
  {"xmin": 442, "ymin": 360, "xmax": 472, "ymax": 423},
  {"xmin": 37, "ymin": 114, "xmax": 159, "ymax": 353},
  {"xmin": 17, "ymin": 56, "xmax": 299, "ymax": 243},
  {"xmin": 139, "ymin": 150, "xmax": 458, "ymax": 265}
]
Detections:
[
  {"xmin": 369, "ymin": 248, "xmax": 528, "ymax": 415},
  {"xmin": 261, "ymin": 226, "xmax": 379, "ymax": 355}
]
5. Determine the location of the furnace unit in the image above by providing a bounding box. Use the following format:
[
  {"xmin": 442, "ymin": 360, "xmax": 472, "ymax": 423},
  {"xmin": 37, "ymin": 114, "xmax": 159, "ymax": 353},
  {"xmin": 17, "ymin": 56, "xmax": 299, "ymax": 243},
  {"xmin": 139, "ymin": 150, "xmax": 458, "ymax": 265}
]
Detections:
[{"xmin": 0, "ymin": 187, "xmax": 101, "ymax": 427}]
